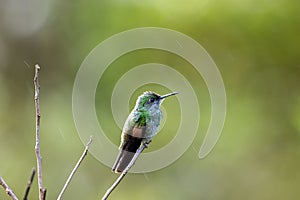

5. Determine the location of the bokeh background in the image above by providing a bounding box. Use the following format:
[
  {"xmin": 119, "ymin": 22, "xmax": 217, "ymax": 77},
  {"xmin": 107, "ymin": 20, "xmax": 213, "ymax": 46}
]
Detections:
[{"xmin": 1, "ymin": 0, "xmax": 299, "ymax": 199}]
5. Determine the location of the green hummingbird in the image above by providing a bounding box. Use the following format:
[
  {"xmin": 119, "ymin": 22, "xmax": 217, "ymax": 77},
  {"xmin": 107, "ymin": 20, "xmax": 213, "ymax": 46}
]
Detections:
[{"xmin": 112, "ymin": 91, "xmax": 178, "ymax": 173}]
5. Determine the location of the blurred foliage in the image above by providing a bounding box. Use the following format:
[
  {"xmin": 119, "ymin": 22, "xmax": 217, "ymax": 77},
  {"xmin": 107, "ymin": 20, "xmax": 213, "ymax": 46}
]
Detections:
[{"xmin": 0, "ymin": 0, "xmax": 300, "ymax": 199}]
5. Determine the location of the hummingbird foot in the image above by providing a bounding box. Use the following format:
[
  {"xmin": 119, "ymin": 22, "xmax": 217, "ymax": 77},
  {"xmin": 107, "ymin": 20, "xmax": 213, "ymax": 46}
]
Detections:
[{"xmin": 143, "ymin": 140, "xmax": 152, "ymax": 148}]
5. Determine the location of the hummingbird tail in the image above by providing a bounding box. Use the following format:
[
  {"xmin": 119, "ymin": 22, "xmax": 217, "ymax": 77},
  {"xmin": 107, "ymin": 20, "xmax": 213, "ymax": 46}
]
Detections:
[{"xmin": 112, "ymin": 134, "xmax": 143, "ymax": 173}]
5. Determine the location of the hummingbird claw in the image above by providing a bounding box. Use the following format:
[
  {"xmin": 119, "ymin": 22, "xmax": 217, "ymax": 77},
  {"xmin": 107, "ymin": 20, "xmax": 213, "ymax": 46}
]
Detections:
[{"xmin": 143, "ymin": 140, "xmax": 151, "ymax": 148}]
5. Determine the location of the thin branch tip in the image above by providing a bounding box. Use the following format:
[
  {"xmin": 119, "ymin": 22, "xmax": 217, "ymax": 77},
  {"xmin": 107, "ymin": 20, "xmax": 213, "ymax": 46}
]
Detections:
[
  {"xmin": 56, "ymin": 138, "xmax": 93, "ymax": 200},
  {"xmin": 33, "ymin": 64, "xmax": 45, "ymax": 200},
  {"xmin": 23, "ymin": 168, "xmax": 36, "ymax": 200},
  {"xmin": 87, "ymin": 136, "xmax": 93, "ymax": 147},
  {"xmin": 35, "ymin": 64, "xmax": 41, "ymax": 70}
]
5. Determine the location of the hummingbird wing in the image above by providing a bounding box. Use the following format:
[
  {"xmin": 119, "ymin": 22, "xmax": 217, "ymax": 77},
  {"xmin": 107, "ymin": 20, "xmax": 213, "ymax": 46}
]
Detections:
[{"xmin": 112, "ymin": 125, "xmax": 146, "ymax": 173}]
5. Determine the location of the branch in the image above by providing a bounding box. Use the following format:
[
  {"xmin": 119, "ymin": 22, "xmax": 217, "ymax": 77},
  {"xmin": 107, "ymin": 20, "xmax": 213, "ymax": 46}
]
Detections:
[
  {"xmin": 0, "ymin": 177, "xmax": 19, "ymax": 200},
  {"xmin": 23, "ymin": 168, "xmax": 36, "ymax": 200},
  {"xmin": 34, "ymin": 64, "xmax": 46, "ymax": 200},
  {"xmin": 57, "ymin": 137, "xmax": 93, "ymax": 200},
  {"xmin": 101, "ymin": 144, "xmax": 147, "ymax": 200}
]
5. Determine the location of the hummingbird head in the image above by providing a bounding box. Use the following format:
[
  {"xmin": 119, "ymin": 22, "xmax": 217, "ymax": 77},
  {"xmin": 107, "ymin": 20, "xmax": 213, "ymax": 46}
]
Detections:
[{"xmin": 135, "ymin": 91, "xmax": 178, "ymax": 111}]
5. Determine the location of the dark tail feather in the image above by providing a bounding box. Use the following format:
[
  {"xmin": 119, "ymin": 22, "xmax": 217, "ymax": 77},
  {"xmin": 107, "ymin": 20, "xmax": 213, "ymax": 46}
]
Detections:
[
  {"xmin": 112, "ymin": 135, "xmax": 143, "ymax": 173},
  {"xmin": 112, "ymin": 150, "xmax": 135, "ymax": 173}
]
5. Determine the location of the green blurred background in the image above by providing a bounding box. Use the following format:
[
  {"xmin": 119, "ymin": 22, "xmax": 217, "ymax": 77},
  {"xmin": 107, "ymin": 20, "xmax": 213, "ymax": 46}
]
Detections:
[{"xmin": 0, "ymin": 0, "xmax": 299, "ymax": 199}]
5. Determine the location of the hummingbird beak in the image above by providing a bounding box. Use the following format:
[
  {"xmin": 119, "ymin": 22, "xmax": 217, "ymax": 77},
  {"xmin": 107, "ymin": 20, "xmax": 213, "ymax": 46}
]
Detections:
[{"xmin": 159, "ymin": 92, "xmax": 179, "ymax": 99}]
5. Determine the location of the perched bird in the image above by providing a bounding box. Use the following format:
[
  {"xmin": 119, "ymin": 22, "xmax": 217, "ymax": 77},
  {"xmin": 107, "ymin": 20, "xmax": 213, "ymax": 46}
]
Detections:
[{"xmin": 112, "ymin": 91, "xmax": 178, "ymax": 173}]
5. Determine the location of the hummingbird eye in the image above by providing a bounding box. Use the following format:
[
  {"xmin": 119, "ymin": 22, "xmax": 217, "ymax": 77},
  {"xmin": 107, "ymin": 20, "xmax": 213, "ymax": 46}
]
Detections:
[{"xmin": 148, "ymin": 98, "xmax": 155, "ymax": 103}]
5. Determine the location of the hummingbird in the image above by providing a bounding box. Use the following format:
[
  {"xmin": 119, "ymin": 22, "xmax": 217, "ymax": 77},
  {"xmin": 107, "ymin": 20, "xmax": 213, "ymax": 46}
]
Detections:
[{"xmin": 112, "ymin": 91, "xmax": 178, "ymax": 173}]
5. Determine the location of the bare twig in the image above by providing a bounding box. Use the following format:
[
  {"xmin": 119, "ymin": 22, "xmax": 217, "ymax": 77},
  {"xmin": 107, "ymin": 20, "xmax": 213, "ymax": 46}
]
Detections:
[
  {"xmin": 34, "ymin": 64, "xmax": 46, "ymax": 200},
  {"xmin": 101, "ymin": 144, "xmax": 147, "ymax": 200},
  {"xmin": 23, "ymin": 168, "xmax": 36, "ymax": 200},
  {"xmin": 57, "ymin": 137, "xmax": 93, "ymax": 200},
  {"xmin": 0, "ymin": 177, "xmax": 19, "ymax": 200}
]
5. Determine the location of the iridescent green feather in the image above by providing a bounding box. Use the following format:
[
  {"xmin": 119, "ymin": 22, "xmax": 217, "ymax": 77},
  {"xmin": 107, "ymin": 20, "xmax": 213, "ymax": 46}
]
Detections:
[
  {"xmin": 132, "ymin": 109, "xmax": 149, "ymax": 127},
  {"xmin": 133, "ymin": 91, "xmax": 159, "ymax": 126}
]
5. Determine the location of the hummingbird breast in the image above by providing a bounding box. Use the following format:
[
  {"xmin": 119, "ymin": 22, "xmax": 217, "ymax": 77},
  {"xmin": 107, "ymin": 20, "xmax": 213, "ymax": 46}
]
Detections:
[
  {"xmin": 122, "ymin": 103, "xmax": 162, "ymax": 144},
  {"xmin": 144, "ymin": 104, "xmax": 162, "ymax": 140}
]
